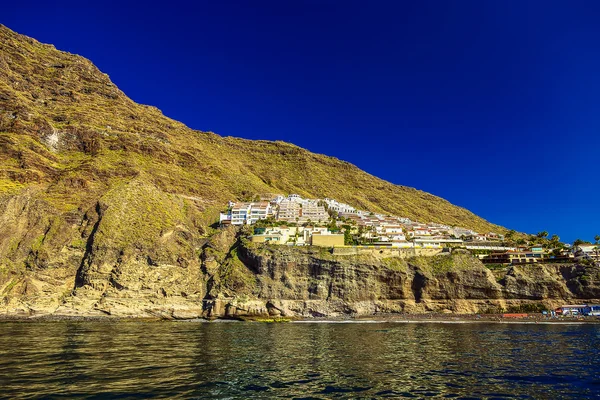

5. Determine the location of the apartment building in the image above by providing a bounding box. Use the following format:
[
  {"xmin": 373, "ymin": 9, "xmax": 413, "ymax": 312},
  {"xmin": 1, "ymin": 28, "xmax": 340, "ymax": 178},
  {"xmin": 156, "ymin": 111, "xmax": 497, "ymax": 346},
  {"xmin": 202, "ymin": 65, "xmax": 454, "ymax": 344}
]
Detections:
[
  {"xmin": 300, "ymin": 203, "xmax": 329, "ymax": 223},
  {"xmin": 277, "ymin": 199, "xmax": 301, "ymax": 222},
  {"xmin": 220, "ymin": 201, "xmax": 272, "ymax": 225}
]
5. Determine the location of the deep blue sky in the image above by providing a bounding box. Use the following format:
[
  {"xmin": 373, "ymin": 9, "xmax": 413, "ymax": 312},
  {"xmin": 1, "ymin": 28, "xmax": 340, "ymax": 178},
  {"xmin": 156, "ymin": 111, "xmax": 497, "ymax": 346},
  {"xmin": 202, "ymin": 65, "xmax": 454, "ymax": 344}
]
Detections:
[{"xmin": 3, "ymin": 1, "xmax": 599, "ymax": 243}]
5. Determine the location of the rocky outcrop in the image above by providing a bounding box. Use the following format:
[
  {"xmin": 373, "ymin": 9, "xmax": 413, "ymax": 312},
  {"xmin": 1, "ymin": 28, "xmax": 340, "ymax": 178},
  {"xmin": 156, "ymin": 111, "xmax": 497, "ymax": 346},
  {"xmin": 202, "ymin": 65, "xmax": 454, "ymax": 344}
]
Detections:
[
  {"xmin": 223, "ymin": 243, "xmax": 600, "ymax": 317},
  {"xmin": 3, "ymin": 218, "xmax": 598, "ymax": 319}
]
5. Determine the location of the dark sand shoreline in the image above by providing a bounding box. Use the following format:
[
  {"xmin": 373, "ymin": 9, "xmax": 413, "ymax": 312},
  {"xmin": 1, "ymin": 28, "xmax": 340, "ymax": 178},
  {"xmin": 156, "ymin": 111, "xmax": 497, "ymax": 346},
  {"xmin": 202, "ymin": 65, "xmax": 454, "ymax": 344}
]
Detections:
[{"xmin": 2, "ymin": 313, "xmax": 599, "ymax": 324}]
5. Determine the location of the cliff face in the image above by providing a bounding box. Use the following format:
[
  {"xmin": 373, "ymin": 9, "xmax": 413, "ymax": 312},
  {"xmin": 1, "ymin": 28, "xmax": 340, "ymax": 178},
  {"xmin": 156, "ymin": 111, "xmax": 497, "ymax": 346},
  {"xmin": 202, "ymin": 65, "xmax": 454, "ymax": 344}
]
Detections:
[
  {"xmin": 2, "ymin": 226, "xmax": 598, "ymax": 318},
  {"xmin": 227, "ymin": 242, "xmax": 600, "ymax": 317}
]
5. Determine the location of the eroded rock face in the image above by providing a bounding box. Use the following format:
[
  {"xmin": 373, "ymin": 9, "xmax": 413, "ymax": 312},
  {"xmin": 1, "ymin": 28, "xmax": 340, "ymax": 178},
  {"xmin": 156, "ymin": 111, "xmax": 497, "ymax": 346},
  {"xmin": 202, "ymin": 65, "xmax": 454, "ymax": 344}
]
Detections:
[
  {"xmin": 230, "ymin": 245, "xmax": 600, "ymax": 317},
  {"xmin": 1, "ymin": 204, "xmax": 599, "ymax": 319}
]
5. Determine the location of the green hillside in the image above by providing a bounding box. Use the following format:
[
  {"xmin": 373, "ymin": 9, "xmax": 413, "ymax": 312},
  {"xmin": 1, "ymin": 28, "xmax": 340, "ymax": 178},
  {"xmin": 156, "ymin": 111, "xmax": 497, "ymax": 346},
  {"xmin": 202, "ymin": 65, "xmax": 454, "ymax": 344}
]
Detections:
[{"xmin": 0, "ymin": 24, "xmax": 504, "ymax": 275}]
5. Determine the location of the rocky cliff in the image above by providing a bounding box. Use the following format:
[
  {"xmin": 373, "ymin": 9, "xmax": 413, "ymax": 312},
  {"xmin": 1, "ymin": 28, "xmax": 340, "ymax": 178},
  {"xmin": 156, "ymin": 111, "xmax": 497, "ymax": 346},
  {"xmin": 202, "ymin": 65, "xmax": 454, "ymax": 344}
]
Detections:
[
  {"xmin": 2, "ymin": 226, "xmax": 599, "ymax": 318},
  {"xmin": 1, "ymin": 25, "xmax": 597, "ymax": 319}
]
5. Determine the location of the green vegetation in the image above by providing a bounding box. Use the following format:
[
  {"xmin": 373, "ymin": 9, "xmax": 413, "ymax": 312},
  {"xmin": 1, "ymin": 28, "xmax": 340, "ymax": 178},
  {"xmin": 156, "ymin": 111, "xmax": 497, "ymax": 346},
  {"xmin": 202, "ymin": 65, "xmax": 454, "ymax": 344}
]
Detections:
[
  {"xmin": 95, "ymin": 180, "xmax": 187, "ymax": 249},
  {"xmin": 0, "ymin": 178, "xmax": 24, "ymax": 195},
  {"xmin": 242, "ymin": 317, "xmax": 291, "ymax": 323},
  {"xmin": 427, "ymin": 255, "xmax": 456, "ymax": 273},
  {"xmin": 506, "ymin": 303, "xmax": 548, "ymax": 313},
  {"xmin": 480, "ymin": 303, "xmax": 548, "ymax": 314},
  {"xmin": 381, "ymin": 257, "xmax": 408, "ymax": 272},
  {"xmin": 219, "ymin": 245, "xmax": 257, "ymax": 294},
  {"xmin": 484, "ymin": 263, "xmax": 506, "ymax": 271},
  {"xmin": 408, "ymin": 252, "xmax": 479, "ymax": 274},
  {"xmin": 70, "ymin": 238, "xmax": 86, "ymax": 249},
  {"xmin": 469, "ymin": 249, "xmax": 494, "ymax": 255}
]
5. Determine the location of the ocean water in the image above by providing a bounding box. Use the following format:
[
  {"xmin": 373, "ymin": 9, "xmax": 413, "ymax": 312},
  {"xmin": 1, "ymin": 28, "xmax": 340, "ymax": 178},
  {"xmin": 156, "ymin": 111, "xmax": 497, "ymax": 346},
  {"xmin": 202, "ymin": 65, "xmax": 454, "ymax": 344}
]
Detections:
[{"xmin": 0, "ymin": 321, "xmax": 599, "ymax": 399}]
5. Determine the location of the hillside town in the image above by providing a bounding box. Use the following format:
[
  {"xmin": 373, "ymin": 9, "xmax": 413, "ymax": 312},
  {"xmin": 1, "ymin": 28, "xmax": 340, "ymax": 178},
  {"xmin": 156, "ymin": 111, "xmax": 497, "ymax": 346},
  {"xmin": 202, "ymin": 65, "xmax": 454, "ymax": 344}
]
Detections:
[{"xmin": 220, "ymin": 194, "xmax": 600, "ymax": 265}]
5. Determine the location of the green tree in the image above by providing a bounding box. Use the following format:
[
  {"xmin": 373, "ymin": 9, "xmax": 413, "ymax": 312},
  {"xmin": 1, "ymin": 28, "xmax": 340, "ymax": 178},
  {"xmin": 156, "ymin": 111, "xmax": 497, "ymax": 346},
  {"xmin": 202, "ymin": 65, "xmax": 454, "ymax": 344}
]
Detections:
[
  {"xmin": 357, "ymin": 226, "xmax": 365, "ymax": 244},
  {"xmin": 549, "ymin": 234, "xmax": 561, "ymax": 249},
  {"xmin": 343, "ymin": 229, "xmax": 352, "ymax": 245},
  {"xmin": 551, "ymin": 243, "xmax": 566, "ymax": 257},
  {"xmin": 341, "ymin": 224, "xmax": 357, "ymax": 245},
  {"xmin": 327, "ymin": 218, "xmax": 337, "ymax": 231},
  {"xmin": 367, "ymin": 226, "xmax": 377, "ymax": 244},
  {"xmin": 537, "ymin": 231, "xmax": 548, "ymax": 239},
  {"xmin": 504, "ymin": 229, "xmax": 516, "ymax": 246}
]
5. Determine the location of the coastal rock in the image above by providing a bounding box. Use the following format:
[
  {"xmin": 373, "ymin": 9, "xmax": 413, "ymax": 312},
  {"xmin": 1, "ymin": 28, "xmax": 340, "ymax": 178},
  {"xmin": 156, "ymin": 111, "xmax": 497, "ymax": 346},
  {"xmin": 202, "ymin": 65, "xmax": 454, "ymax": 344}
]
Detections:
[{"xmin": 1, "ymin": 202, "xmax": 599, "ymax": 319}]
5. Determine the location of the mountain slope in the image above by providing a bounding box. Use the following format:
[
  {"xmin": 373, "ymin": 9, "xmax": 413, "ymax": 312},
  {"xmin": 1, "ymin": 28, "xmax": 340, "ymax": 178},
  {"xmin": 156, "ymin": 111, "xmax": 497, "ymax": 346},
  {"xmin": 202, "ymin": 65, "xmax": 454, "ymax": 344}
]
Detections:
[
  {"xmin": 0, "ymin": 25, "xmax": 509, "ymax": 315},
  {"xmin": 0, "ymin": 24, "xmax": 500, "ymax": 230}
]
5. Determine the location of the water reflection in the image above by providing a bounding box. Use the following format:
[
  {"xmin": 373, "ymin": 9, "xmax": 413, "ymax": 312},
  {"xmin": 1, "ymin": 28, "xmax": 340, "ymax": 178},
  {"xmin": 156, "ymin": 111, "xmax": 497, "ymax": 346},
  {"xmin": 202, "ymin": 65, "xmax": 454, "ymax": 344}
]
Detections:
[{"xmin": 0, "ymin": 321, "xmax": 598, "ymax": 398}]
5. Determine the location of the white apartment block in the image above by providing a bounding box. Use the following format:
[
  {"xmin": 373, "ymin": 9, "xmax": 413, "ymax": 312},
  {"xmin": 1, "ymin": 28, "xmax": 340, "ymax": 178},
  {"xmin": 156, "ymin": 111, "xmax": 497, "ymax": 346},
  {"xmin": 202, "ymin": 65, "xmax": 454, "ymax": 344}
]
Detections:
[
  {"xmin": 286, "ymin": 194, "xmax": 306, "ymax": 204},
  {"xmin": 252, "ymin": 226, "xmax": 339, "ymax": 246},
  {"xmin": 272, "ymin": 195, "xmax": 285, "ymax": 204},
  {"xmin": 407, "ymin": 228, "xmax": 431, "ymax": 237},
  {"xmin": 299, "ymin": 203, "xmax": 329, "ymax": 223},
  {"xmin": 451, "ymin": 227, "xmax": 477, "ymax": 238},
  {"xmin": 277, "ymin": 199, "xmax": 301, "ymax": 222},
  {"xmin": 382, "ymin": 225, "xmax": 403, "ymax": 234},
  {"xmin": 247, "ymin": 201, "xmax": 272, "ymax": 224},
  {"xmin": 324, "ymin": 198, "xmax": 356, "ymax": 215},
  {"xmin": 220, "ymin": 201, "xmax": 272, "ymax": 225}
]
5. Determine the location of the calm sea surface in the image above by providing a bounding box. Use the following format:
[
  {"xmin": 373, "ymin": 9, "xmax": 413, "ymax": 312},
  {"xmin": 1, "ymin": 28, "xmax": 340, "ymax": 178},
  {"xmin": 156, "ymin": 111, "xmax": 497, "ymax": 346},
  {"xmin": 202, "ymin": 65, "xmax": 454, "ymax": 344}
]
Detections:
[{"xmin": 0, "ymin": 321, "xmax": 599, "ymax": 399}]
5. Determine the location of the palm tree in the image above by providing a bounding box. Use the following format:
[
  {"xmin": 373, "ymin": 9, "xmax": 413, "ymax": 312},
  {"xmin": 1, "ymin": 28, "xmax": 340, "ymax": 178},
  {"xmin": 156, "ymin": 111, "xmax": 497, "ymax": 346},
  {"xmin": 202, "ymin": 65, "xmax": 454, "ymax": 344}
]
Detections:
[
  {"xmin": 547, "ymin": 234, "xmax": 560, "ymax": 250},
  {"xmin": 573, "ymin": 239, "xmax": 585, "ymax": 257},
  {"xmin": 537, "ymin": 231, "xmax": 549, "ymax": 239}
]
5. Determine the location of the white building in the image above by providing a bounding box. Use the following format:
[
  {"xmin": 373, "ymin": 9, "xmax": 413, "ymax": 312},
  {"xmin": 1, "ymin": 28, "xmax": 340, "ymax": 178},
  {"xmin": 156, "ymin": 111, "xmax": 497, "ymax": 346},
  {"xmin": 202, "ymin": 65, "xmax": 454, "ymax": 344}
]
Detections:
[
  {"xmin": 414, "ymin": 237, "xmax": 464, "ymax": 248},
  {"xmin": 383, "ymin": 225, "xmax": 403, "ymax": 234},
  {"xmin": 252, "ymin": 226, "xmax": 340, "ymax": 246},
  {"xmin": 299, "ymin": 203, "xmax": 329, "ymax": 224},
  {"xmin": 324, "ymin": 198, "xmax": 356, "ymax": 215},
  {"xmin": 407, "ymin": 228, "xmax": 431, "ymax": 237},
  {"xmin": 220, "ymin": 201, "xmax": 272, "ymax": 225},
  {"xmin": 451, "ymin": 227, "xmax": 477, "ymax": 238},
  {"xmin": 277, "ymin": 199, "xmax": 301, "ymax": 222},
  {"xmin": 272, "ymin": 195, "xmax": 285, "ymax": 204},
  {"xmin": 576, "ymin": 244, "xmax": 600, "ymax": 260},
  {"xmin": 247, "ymin": 202, "xmax": 272, "ymax": 224},
  {"xmin": 286, "ymin": 194, "xmax": 305, "ymax": 203}
]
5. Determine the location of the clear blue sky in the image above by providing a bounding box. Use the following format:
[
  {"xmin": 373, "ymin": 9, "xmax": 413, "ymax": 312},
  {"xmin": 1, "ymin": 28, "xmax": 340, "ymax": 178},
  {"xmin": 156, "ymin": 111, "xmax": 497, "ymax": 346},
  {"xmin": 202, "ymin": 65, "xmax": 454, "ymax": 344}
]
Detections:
[{"xmin": 3, "ymin": 1, "xmax": 599, "ymax": 243}]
